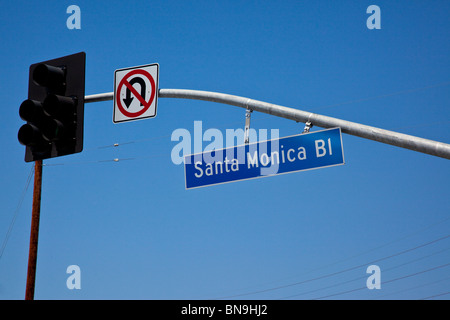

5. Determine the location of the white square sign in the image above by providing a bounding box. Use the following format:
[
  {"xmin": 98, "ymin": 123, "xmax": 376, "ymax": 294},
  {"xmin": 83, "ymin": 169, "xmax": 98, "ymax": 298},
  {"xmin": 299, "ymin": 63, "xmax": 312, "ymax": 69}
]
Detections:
[{"xmin": 113, "ymin": 63, "xmax": 159, "ymax": 123}]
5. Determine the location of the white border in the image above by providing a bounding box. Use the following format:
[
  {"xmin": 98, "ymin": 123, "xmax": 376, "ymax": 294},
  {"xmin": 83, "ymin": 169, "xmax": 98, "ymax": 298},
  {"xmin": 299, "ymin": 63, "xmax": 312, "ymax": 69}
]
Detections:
[{"xmin": 113, "ymin": 63, "xmax": 159, "ymax": 123}]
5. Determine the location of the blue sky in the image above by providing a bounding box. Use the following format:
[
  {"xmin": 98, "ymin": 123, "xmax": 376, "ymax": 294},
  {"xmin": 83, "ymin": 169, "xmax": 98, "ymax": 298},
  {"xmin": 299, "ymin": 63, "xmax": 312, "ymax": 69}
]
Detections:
[{"xmin": 0, "ymin": 0, "xmax": 449, "ymax": 300}]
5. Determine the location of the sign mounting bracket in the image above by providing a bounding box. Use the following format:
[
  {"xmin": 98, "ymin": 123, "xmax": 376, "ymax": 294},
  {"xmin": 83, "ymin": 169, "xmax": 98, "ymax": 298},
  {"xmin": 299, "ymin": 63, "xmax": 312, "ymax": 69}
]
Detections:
[{"xmin": 244, "ymin": 108, "xmax": 253, "ymax": 144}]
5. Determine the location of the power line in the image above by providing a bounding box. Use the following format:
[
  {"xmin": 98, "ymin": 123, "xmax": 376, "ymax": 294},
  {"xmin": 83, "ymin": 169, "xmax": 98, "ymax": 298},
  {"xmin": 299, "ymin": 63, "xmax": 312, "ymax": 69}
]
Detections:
[
  {"xmin": 279, "ymin": 246, "xmax": 450, "ymax": 300},
  {"xmin": 43, "ymin": 157, "xmax": 138, "ymax": 167},
  {"xmin": 208, "ymin": 216, "xmax": 450, "ymax": 298},
  {"xmin": 213, "ymin": 234, "xmax": 450, "ymax": 299},
  {"xmin": 375, "ymin": 276, "xmax": 450, "ymax": 300},
  {"xmin": 0, "ymin": 165, "xmax": 34, "ymax": 262},
  {"xmin": 312, "ymin": 262, "xmax": 450, "ymax": 300},
  {"xmin": 420, "ymin": 291, "xmax": 450, "ymax": 300},
  {"xmin": 43, "ymin": 153, "xmax": 170, "ymax": 167}
]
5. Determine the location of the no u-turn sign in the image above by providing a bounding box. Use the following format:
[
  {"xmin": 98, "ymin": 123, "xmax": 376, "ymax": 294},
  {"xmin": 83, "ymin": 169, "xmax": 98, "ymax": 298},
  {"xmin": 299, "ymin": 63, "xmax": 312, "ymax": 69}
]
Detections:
[{"xmin": 113, "ymin": 63, "xmax": 159, "ymax": 123}]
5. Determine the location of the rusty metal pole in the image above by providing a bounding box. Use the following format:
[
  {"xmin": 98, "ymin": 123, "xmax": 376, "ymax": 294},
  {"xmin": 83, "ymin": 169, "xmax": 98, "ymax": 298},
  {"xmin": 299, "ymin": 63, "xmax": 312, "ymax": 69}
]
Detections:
[{"xmin": 25, "ymin": 159, "xmax": 43, "ymax": 300}]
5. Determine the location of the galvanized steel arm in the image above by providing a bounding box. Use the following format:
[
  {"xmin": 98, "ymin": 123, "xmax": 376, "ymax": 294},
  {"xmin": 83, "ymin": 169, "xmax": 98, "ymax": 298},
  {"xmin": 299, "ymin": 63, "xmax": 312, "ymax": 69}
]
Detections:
[{"xmin": 85, "ymin": 89, "xmax": 450, "ymax": 160}]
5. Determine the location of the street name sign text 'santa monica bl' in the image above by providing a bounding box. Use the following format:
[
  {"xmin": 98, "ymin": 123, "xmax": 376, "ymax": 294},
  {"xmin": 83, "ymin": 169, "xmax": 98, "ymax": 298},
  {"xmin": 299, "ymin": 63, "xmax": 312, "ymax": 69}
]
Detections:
[{"xmin": 184, "ymin": 127, "xmax": 345, "ymax": 189}]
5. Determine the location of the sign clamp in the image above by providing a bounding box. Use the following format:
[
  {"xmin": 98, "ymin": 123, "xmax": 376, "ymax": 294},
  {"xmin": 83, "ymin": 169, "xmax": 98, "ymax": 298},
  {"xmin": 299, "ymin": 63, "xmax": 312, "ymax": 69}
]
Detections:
[
  {"xmin": 302, "ymin": 120, "xmax": 313, "ymax": 134},
  {"xmin": 244, "ymin": 108, "xmax": 253, "ymax": 144}
]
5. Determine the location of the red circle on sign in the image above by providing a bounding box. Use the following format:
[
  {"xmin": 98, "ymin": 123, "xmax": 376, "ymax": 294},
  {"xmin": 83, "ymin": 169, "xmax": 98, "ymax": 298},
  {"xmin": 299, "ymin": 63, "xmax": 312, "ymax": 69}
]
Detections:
[{"xmin": 116, "ymin": 69, "xmax": 156, "ymax": 118}]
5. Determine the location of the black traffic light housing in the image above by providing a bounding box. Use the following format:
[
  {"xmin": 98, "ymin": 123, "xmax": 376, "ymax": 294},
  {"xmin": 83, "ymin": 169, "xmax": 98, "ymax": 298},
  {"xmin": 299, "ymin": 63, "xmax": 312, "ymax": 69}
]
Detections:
[{"xmin": 18, "ymin": 52, "xmax": 86, "ymax": 162}]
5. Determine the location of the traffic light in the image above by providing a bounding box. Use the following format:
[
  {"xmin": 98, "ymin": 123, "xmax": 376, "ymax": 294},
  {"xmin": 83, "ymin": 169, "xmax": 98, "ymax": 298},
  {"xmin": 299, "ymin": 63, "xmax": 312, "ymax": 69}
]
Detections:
[{"xmin": 18, "ymin": 52, "xmax": 86, "ymax": 162}]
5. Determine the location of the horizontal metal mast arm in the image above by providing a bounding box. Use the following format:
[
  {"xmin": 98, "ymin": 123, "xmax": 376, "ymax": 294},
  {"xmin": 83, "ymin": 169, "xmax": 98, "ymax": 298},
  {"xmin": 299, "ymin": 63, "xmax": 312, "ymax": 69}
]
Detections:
[
  {"xmin": 85, "ymin": 89, "xmax": 450, "ymax": 159},
  {"xmin": 84, "ymin": 92, "xmax": 114, "ymax": 103}
]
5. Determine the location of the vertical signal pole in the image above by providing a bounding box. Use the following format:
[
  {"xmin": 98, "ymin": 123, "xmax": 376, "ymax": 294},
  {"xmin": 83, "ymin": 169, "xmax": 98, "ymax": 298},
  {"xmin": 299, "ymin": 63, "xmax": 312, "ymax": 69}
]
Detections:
[
  {"xmin": 25, "ymin": 159, "xmax": 43, "ymax": 300},
  {"xmin": 18, "ymin": 52, "xmax": 86, "ymax": 300}
]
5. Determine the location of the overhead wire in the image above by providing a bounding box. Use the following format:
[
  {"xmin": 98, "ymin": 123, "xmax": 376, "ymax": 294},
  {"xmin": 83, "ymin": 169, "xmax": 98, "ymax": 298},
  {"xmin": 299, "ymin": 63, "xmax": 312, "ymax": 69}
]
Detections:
[
  {"xmin": 279, "ymin": 246, "xmax": 450, "ymax": 300},
  {"xmin": 420, "ymin": 291, "xmax": 450, "ymax": 300},
  {"xmin": 0, "ymin": 164, "xmax": 34, "ymax": 262},
  {"xmin": 375, "ymin": 276, "xmax": 450, "ymax": 300},
  {"xmin": 213, "ymin": 234, "xmax": 450, "ymax": 299},
  {"xmin": 312, "ymin": 262, "xmax": 450, "ymax": 300},
  {"xmin": 205, "ymin": 215, "xmax": 450, "ymax": 299}
]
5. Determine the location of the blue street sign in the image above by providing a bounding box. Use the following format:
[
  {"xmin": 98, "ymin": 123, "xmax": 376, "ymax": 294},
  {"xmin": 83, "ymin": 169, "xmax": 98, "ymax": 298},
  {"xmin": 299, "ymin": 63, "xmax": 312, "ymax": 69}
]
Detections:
[{"xmin": 184, "ymin": 127, "xmax": 345, "ymax": 189}]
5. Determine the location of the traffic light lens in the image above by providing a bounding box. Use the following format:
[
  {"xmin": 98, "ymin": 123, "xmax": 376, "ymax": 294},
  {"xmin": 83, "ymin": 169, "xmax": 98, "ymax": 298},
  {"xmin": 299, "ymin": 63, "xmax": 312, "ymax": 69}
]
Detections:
[
  {"xmin": 19, "ymin": 99, "xmax": 43, "ymax": 122},
  {"xmin": 18, "ymin": 123, "xmax": 46, "ymax": 146},
  {"xmin": 43, "ymin": 94, "xmax": 76, "ymax": 117},
  {"xmin": 41, "ymin": 118, "xmax": 65, "ymax": 141},
  {"xmin": 33, "ymin": 63, "xmax": 65, "ymax": 91}
]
